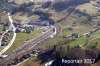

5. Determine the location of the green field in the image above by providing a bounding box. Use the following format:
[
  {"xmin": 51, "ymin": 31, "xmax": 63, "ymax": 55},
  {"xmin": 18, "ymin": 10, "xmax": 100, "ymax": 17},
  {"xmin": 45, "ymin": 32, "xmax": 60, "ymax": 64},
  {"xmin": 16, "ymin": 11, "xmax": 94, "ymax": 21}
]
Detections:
[
  {"xmin": 3, "ymin": 30, "xmax": 42, "ymax": 55},
  {"xmin": 86, "ymin": 38, "xmax": 100, "ymax": 48},
  {"xmin": 85, "ymin": 31, "xmax": 100, "ymax": 48},
  {"xmin": 38, "ymin": 28, "xmax": 100, "ymax": 50},
  {"xmin": 63, "ymin": 30, "xmax": 100, "ymax": 48}
]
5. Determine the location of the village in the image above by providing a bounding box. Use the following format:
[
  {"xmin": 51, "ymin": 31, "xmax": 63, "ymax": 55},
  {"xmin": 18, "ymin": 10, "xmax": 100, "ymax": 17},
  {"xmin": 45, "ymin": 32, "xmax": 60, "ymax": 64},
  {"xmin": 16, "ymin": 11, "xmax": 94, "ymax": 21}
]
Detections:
[
  {"xmin": 0, "ymin": 0, "xmax": 100, "ymax": 66},
  {"xmin": 0, "ymin": 16, "xmax": 52, "ymax": 46}
]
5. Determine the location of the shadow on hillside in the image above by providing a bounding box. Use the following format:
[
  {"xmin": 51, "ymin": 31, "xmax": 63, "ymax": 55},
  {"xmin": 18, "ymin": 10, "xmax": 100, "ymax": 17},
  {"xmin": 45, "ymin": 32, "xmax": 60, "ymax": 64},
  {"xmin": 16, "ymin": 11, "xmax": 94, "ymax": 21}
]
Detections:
[
  {"xmin": 52, "ymin": 0, "xmax": 90, "ymax": 12},
  {"xmin": 38, "ymin": 49, "xmax": 55, "ymax": 64}
]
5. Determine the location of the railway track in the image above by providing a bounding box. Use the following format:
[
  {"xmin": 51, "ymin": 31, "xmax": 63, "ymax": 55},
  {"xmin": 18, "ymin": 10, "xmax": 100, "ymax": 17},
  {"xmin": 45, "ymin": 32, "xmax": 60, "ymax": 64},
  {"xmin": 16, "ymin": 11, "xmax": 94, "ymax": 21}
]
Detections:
[{"xmin": 0, "ymin": 26, "xmax": 55, "ymax": 66}]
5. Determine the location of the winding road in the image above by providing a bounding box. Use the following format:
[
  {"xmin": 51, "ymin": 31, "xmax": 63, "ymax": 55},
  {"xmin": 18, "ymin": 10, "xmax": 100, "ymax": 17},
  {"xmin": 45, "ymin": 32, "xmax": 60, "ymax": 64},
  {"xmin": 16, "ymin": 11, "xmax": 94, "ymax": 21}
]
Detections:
[{"xmin": 0, "ymin": 13, "xmax": 16, "ymax": 55}]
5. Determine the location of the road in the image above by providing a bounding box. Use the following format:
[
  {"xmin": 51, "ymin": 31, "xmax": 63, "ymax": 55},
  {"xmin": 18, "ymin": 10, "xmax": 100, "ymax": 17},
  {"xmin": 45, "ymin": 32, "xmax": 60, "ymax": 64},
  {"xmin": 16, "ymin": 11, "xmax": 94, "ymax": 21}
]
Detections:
[
  {"xmin": 0, "ymin": 13, "xmax": 16, "ymax": 55},
  {"xmin": 0, "ymin": 26, "xmax": 56, "ymax": 66}
]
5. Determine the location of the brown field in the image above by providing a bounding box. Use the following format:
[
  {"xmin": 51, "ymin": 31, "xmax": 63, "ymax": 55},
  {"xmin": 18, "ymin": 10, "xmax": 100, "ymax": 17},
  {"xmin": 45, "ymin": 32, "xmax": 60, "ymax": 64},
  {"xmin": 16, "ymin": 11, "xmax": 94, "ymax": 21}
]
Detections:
[{"xmin": 76, "ymin": 3, "xmax": 98, "ymax": 15}]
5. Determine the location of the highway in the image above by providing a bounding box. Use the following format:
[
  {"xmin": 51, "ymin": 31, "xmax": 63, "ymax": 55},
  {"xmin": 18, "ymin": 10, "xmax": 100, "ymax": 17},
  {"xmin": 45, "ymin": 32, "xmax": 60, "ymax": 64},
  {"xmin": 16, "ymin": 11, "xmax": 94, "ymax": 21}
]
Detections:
[{"xmin": 0, "ymin": 26, "xmax": 56, "ymax": 66}]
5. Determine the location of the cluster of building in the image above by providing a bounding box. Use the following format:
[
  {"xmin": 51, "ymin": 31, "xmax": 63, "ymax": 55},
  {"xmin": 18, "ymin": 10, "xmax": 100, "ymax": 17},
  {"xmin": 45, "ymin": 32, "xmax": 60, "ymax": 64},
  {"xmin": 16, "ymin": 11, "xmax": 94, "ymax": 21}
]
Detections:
[
  {"xmin": 15, "ymin": 26, "xmax": 34, "ymax": 33},
  {"xmin": 1, "ymin": 30, "xmax": 12, "ymax": 46},
  {"xmin": 13, "ymin": 20, "xmax": 50, "ymax": 33},
  {"xmin": 0, "ymin": 22, "xmax": 13, "ymax": 46}
]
